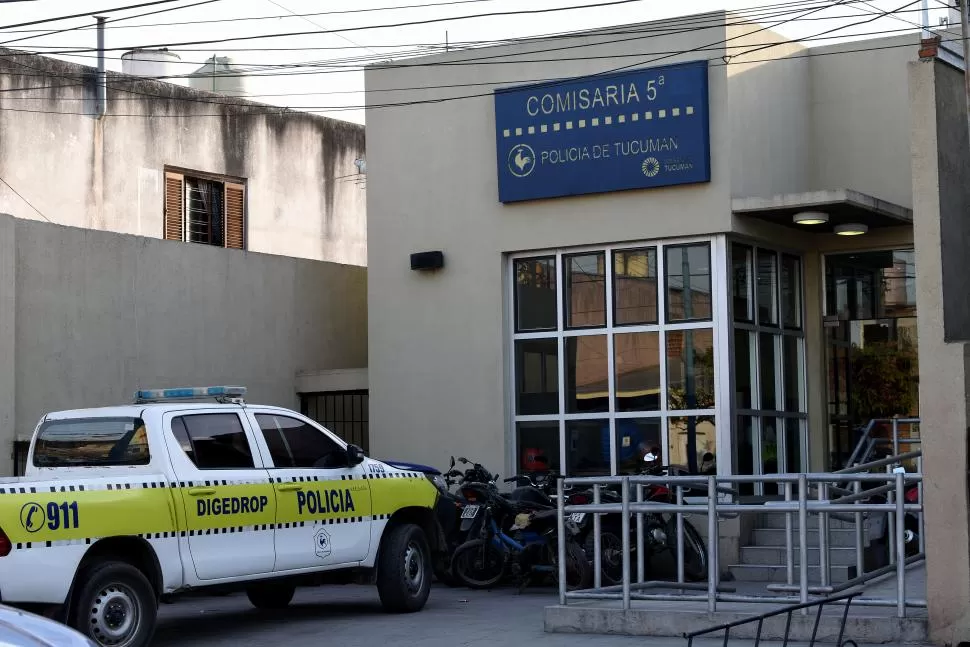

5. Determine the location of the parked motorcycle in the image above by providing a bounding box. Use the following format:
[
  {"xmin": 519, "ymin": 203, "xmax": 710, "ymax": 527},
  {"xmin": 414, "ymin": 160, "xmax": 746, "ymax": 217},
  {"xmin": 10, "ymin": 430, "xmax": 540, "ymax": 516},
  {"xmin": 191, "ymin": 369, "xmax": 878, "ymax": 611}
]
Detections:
[
  {"xmin": 450, "ymin": 480, "xmax": 591, "ymax": 591},
  {"xmin": 579, "ymin": 452, "xmax": 708, "ymax": 585}
]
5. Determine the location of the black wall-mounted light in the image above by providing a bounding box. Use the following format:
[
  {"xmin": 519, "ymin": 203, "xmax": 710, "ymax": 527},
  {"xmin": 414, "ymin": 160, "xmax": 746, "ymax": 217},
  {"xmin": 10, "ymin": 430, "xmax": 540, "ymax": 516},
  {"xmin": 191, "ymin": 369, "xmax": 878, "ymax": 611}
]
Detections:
[{"xmin": 410, "ymin": 251, "xmax": 445, "ymax": 272}]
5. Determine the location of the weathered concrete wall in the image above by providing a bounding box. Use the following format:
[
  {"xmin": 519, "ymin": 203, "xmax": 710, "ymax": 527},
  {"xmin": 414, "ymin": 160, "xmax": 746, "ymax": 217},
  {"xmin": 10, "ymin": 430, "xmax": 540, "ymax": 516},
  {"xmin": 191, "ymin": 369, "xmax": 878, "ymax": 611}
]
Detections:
[
  {"xmin": 909, "ymin": 58, "xmax": 970, "ymax": 644},
  {"xmin": 0, "ymin": 50, "xmax": 366, "ymax": 266},
  {"xmin": 810, "ymin": 35, "xmax": 918, "ymax": 209},
  {"xmin": 0, "ymin": 213, "xmax": 367, "ymax": 474}
]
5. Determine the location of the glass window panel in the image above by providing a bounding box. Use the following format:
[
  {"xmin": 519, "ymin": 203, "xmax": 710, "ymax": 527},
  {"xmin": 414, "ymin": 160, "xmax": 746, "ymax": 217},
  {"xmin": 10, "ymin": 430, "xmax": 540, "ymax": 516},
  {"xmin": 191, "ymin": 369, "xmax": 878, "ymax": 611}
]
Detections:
[
  {"xmin": 565, "ymin": 253, "xmax": 606, "ymax": 328},
  {"xmin": 734, "ymin": 415, "xmax": 756, "ymax": 497},
  {"xmin": 759, "ymin": 333, "xmax": 778, "ymax": 410},
  {"xmin": 761, "ymin": 417, "xmax": 779, "ymax": 495},
  {"xmin": 732, "ymin": 244, "xmax": 754, "ymax": 322},
  {"xmin": 613, "ymin": 248, "xmax": 658, "ymax": 325},
  {"xmin": 668, "ymin": 416, "xmax": 717, "ymax": 474},
  {"xmin": 515, "ymin": 338, "xmax": 559, "ymax": 415},
  {"xmin": 781, "ymin": 255, "xmax": 802, "ymax": 329},
  {"xmin": 515, "ymin": 257, "xmax": 557, "ymax": 331},
  {"xmin": 734, "ymin": 329, "xmax": 753, "ymax": 409},
  {"xmin": 616, "ymin": 418, "xmax": 662, "ymax": 475},
  {"xmin": 566, "ymin": 420, "xmax": 611, "ymax": 476},
  {"xmin": 667, "ymin": 329, "xmax": 715, "ymax": 410},
  {"xmin": 565, "ymin": 335, "xmax": 609, "ymax": 413},
  {"xmin": 757, "ymin": 250, "xmax": 778, "ymax": 326},
  {"xmin": 517, "ymin": 422, "xmax": 560, "ymax": 474},
  {"xmin": 614, "ymin": 331, "xmax": 661, "ymax": 412},
  {"xmin": 34, "ymin": 417, "xmax": 149, "ymax": 468},
  {"xmin": 783, "ymin": 336, "xmax": 802, "ymax": 413},
  {"xmin": 665, "ymin": 244, "xmax": 712, "ymax": 322},
  {"xmin": 785, "ymin": 417, "xmax": 803, "ymax": 473}
]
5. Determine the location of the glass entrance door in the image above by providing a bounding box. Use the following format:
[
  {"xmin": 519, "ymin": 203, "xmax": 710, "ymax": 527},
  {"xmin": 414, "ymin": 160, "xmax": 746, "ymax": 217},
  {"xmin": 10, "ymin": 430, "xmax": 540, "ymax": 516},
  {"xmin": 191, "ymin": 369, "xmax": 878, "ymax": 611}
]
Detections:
[
  {"xmin": 824, "ymin": 250, "xmax": 919, "ymax": 469},
  {"xmin": 730, "ymin": 243, "xmax": 808, "ymax": 497}
]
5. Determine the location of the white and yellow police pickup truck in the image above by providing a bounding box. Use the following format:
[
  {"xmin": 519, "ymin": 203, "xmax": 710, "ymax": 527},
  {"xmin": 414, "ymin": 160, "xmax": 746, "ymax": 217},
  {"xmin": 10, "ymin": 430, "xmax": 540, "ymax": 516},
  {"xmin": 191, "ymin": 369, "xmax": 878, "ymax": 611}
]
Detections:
[{"xmin": 0, "ymin": 387, "xmax": 444, "ymax": 647}]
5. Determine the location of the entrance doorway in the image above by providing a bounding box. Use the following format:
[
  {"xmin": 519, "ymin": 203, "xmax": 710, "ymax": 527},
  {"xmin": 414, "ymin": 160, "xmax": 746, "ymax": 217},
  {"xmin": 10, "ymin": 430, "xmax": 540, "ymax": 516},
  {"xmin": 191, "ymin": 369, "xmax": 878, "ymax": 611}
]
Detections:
[{"xmin": 824, "ymin": 250, "xmax": 918, "ymax": 469}]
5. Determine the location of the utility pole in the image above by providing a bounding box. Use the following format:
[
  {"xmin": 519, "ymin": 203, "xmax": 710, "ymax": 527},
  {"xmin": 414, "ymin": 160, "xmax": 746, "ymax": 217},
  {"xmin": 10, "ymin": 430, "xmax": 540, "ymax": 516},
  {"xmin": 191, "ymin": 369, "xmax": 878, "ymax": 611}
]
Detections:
[{"xmin": 95, "ymin": 15, "xmax": 107, "ymax": 119}]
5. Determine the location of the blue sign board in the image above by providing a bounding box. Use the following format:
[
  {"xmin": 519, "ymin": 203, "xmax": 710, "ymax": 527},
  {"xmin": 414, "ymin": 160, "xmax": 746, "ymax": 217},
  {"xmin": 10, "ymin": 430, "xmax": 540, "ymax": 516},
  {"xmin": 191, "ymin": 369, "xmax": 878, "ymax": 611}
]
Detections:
[{"xmin": 494, "ymin": 60, "xmax": 711, "ymax": 203}]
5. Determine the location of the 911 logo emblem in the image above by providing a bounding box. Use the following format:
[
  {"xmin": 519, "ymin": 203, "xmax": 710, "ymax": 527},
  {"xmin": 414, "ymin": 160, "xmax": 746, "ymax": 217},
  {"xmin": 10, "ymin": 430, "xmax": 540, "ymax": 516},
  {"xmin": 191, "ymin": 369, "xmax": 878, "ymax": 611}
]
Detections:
[{"xmin": 314, "ymin": 528, "xmax": 332, "ymax": 559}]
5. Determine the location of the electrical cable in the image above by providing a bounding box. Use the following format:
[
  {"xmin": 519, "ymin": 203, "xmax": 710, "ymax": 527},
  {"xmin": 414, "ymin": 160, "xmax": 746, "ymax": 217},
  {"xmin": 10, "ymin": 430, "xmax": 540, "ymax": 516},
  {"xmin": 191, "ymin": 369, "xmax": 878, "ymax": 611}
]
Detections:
[
  {"xmin": 0, "ymin": 0, "xmax": 190, "ymax": 31},
  {"xmin": 0, "ymin": 174, "xmax": 51, "ymax": 223}
]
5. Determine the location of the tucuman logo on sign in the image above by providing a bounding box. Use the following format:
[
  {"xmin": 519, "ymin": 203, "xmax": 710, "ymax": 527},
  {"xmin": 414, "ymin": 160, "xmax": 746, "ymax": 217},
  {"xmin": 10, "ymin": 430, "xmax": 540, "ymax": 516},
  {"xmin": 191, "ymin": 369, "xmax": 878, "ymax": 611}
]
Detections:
[{"xmin": 493, "ymin": 60, "xmax": 711, "ymax": 203}]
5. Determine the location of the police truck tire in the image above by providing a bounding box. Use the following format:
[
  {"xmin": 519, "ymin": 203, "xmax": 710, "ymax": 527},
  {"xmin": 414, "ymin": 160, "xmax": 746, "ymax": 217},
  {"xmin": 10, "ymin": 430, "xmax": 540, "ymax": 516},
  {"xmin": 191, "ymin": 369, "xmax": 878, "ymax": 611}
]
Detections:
[
  {"xmin": 72, "ymin": 560, "xmax": 157, "ymax": 647},
  {"xmin": 377, "ymin": 524, "xmax": 431, "ymax": 613},
  {"xmin": 246, "ymin": 583, "xmax": 296, "ymax": 610}
]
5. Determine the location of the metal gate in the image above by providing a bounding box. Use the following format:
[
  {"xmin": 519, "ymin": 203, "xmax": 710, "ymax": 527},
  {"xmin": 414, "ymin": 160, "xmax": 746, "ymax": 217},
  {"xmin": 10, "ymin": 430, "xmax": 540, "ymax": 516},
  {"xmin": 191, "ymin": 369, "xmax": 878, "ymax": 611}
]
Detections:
[{"xmin": 300, "ymin": 390, "xmax": 369, "ymax": 453}]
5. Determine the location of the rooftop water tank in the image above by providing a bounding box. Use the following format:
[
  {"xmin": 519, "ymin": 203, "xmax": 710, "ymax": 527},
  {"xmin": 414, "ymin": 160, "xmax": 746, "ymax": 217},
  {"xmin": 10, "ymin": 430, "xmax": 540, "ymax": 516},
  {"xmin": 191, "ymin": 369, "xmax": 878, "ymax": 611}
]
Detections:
[
  {"xmin": 120, "ymin": 48, "xmax": 186, "ymax": 86},
  {"xmin": 187, "ymin": 55, "xmax": 250, "ymax": 97}
]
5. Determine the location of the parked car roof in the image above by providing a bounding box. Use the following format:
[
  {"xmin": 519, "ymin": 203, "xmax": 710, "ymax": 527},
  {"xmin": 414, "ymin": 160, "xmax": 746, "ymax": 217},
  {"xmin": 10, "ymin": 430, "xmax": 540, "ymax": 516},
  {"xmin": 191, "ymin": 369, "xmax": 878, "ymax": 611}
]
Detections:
[{"xmin": 0, "ymin": 605, "xmax": 96, "ymax": 647}]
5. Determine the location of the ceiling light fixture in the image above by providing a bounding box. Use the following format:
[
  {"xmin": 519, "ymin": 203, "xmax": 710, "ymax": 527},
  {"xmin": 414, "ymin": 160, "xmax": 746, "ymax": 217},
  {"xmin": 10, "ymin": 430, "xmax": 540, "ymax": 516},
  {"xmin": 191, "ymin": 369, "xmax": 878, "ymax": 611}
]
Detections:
[
  {"xmin": 834, "ymin": 223, "xmax": 868, "ymax": 236},
  {"xmin": 792, "ymin": 211, "xmax": 829, "ymax": 225}
]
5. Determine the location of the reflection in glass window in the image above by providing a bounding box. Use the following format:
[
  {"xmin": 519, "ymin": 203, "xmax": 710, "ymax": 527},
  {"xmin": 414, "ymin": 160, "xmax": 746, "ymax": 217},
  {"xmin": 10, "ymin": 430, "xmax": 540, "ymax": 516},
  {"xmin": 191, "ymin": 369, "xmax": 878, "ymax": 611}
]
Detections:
[
  {"xmin": 732, "ymin": 244, "xmax": 753, "ymax": 322},
  {"xmin": 33, "ymin": 417, "xmax": 149, "ymax": 467},
  {"xmin": 759, "ymin": 333, "xmax": 777, "ymax": 410},
  {"xmin": 517, "ymin": 422, "xmax": 560, "ymax": 474},
  {"xmin": 565, "ymin": 335, "xmax": 609, "ymax": 413},
  {"xmin": 176, "ymin": 414, "xmax": 255, "ymax": 470},
  {"xmin": 667, "ymin": 329, "xmax": 715, "ymax": 410},
  {"xmin": 668, "ymin": 416, "xmax": 717, "ymax": 474},
  {"xmin": 565, "ymin": 253, "xmax": 606, "ymax": 328},
  {"xmin": 734, "ymin": 330, "xmax": 753, "ymax": 409},
  {"xmin": 781, "ymin": 255, "xmax": 802, "ymax": 329},
  {"xmin": 567, "ymin": 419, "xmax": 610, "ymax": 475},
  {"xmin": 734, "ymin": 416, "xmax": 756, "ymax": 496},
  {"xmin": 783, "ymin": 336, "xmax": 802, "ymax": 413},
  {"xmin": 614, "ymin": 332, "xmax": 661, "ymax": 412},
  {"xmin": 613, "ymin": 248, "xmax": 658, "ymax": 325},
  {"xmin": 761, "ymin": 417, "xmax": 779, "ymax": 495},
  {"xmin": 666, "ymin": 244, "xmax": 712, "ymax": 322},
  {"xmin": 785, "ymin": 417, "xmax": 803, "ymax": 473},
  {"xmin": 515, "ymin": 257, "xmax": 557, "ymax": 331},
  {"xmin": 616, "ymin": 418, "xmax": 662, "ymax": 474},
  {"xmin": 515, "ymin": 339, "xmax": 559, "ymax": 415},
  {"xmin": 256, "ymin": 414, "xmax": 343, "ymax": 469},
  {"xmin": 757, "ymin": 250, "xmax": 778, "ymax": 326},
  {"xmin": 825, "ymin": 250, "xmax": 917, "ymax": 320}
]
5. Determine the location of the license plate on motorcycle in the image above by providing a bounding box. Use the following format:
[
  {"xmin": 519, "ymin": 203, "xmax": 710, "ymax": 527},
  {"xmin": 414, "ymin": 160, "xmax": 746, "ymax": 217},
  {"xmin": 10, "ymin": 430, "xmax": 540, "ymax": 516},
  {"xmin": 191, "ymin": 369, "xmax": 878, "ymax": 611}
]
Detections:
[
  {"xmin": 461, "ymin": 505, "xmax": 480, "ymax": 519},
  {"xmin": 569, "ymin": 513, "xmax": 586, "ymax": 523}
]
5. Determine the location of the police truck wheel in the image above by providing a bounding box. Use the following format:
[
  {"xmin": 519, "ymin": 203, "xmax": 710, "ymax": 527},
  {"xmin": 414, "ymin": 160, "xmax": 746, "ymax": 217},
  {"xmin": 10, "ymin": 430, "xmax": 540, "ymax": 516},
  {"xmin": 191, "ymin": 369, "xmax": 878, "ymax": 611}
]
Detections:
[
  {"xmin": 246, "ymin": 583, "xmax": 296, "ymax": 610},
  {"xmin": 376, "ymin": 524, "xmax": 431, "ymax": 613},
  {"xmin": 72, "ymin": 561, "xmax": 156, "ymax": 647}
]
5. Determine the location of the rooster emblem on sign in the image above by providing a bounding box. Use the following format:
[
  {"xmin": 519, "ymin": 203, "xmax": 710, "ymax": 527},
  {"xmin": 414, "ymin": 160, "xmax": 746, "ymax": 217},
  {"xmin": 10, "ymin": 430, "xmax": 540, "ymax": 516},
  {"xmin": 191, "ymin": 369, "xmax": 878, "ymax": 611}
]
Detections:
[{"xmin": 508, "ymin": 143, "xmax": 536, "ymax": 178}]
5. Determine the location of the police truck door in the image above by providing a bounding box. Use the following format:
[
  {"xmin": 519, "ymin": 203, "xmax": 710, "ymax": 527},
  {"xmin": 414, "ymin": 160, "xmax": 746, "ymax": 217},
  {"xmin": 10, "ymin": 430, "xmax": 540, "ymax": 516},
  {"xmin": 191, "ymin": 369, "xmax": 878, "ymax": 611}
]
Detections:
[
  {"xmin": 164, "ymin": 410, "xmax": 277, "ymax": 580},
  {"xmin": 249, "ymin": 411, "xmax": 372, "ymax": 571}
]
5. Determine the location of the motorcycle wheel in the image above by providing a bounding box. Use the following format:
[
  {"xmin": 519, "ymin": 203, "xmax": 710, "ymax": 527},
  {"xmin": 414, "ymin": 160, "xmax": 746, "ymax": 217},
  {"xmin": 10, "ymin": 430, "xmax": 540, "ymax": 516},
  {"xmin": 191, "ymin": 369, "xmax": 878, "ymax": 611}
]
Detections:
[
  {"xmin": 666, "ymin": 518, "xmax": 707, "ymax": 581},
  {"xmin": 562, "ymin": 540, "xmax": 593, "ymax": 591},
  {"xmin": 451, "ymin": 539, "xmax": 506, "ymax": 589},
  {"xmin": 583, "ymin": 529, "xmax": 625, "ymax": 586}
]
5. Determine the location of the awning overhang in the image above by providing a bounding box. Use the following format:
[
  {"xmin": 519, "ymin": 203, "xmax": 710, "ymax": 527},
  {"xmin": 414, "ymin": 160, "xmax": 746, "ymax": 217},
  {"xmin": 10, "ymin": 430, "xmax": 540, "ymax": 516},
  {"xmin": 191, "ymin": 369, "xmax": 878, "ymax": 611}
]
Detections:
[{"xmin": 732, "ymin": 189, "xmax": 912, "ymax": 232}]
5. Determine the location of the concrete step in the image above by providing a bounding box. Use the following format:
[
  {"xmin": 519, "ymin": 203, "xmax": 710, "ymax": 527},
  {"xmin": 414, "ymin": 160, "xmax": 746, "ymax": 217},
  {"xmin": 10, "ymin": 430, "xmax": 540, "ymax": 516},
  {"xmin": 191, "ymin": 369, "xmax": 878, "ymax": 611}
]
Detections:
[
  {"xmin": 740, "ymin": 545, "xmax": 859, "ymax": 567},
  {"xmin": 751, "ymin": 528, "xmax": 859, "ymax": 548},
  {"xmin": 728, "ymin": 563, "xmax": 857, "ymax": 583},
  {"xmin": 757, "ymin": 514, "xmax": 861, "ymax": 530}
]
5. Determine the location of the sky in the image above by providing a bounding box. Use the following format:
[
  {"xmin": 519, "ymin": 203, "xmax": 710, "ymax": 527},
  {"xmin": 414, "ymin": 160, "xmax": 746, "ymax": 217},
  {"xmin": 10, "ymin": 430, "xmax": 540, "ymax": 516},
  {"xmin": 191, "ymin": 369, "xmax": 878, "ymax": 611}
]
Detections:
[{"xmin": 2, "ymin": 0, "xmax": 954, "ymax": 124}]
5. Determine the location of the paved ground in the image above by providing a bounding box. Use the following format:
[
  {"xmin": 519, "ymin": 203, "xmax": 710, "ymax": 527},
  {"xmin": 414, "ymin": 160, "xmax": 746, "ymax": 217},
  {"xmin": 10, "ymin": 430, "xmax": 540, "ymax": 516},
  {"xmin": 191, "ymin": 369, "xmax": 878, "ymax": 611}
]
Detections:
[
  {"xmin": 154, "ymin": 585, "xmax": 679, "ymax": 647},
  {"xmin": 152, "ymin": 583, "xmax": 925, "ymax": 647}
]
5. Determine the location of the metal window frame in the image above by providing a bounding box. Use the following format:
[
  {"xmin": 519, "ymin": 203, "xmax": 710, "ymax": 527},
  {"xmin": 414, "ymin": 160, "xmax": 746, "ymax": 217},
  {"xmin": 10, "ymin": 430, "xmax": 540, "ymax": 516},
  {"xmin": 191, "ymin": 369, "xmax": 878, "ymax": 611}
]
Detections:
[{"xmin": 507, "ymin": 235, "xmax": 723, "ymax": 478}]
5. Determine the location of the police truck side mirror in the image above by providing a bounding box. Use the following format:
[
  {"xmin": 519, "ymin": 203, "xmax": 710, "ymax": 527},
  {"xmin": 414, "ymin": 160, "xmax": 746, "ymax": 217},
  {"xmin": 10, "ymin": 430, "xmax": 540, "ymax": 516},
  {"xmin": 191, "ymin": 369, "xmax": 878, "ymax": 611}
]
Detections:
[{"xmin": 346, "ymin": 444, "xmax": 365, "ymax": 466}]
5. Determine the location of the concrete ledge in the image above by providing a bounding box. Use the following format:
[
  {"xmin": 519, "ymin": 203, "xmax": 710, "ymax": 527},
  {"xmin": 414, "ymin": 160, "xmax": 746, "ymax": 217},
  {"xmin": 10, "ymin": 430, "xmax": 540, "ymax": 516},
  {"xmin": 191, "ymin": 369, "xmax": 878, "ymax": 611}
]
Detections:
[{"xmin": 544, "ymin": 605, "xmax": 928, "ymax": 643}]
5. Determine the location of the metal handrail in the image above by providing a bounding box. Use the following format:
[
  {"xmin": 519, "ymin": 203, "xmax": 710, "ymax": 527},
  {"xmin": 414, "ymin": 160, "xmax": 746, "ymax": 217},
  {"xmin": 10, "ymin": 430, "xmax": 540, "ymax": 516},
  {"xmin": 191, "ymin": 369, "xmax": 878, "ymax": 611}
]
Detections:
[
  {"xmin": 845, "ymin": 418, "xmax": 921, "ymax": 469},
  {"xmin": 684, "ymin": 591, "xmax": 861, "ymax": 647},
  {"xmin": 556, "ymin": 465, "xmax": 925, "ymax": 619}
]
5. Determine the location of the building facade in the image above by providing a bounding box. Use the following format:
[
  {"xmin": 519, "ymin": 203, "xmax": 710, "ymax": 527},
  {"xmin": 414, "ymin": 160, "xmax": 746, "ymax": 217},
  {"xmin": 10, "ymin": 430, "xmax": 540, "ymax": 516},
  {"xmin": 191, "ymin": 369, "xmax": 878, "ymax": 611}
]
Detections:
[
  {"xmin": 0, "ymin": 49, "xmax": 367, "ymax": 266},
  {"xmin": 366, "ymin": 11, "xmax": 970, "ymax": 642}
]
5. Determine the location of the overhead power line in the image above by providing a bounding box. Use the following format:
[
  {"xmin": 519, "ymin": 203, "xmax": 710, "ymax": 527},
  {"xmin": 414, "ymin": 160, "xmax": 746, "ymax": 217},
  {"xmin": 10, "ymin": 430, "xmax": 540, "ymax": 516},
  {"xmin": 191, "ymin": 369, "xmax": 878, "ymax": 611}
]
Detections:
[
  {"xmin": 0, "ymin": 0, "xmax": 189, "ymax": 30},
  {"xmin": 0, "ymin": 174, "xmax": 51, "ymax": 223}
]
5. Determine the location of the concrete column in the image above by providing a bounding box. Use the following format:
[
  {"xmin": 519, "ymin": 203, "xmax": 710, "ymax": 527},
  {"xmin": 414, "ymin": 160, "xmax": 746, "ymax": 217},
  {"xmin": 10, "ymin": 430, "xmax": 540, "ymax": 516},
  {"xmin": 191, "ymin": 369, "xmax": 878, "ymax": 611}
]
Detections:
[
  {"xmin": 0, "ymin": 214, "xmax": 15, "ymax": 475},
  {"xmin": 910, "ymin": 59, "xmax": 970, "ymax": 644}
]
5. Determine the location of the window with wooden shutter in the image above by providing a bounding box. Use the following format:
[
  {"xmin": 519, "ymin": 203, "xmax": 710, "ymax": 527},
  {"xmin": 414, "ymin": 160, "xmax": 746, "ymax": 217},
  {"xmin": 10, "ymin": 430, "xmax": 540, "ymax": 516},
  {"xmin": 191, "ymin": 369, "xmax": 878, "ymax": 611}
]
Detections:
[
  {"xmin": 164, "ymin": 172, "xmax": 184, "ymax": 241},
  {"xmin": 224, "ymin": 182, "xmax": 245, "ymax": 250}
]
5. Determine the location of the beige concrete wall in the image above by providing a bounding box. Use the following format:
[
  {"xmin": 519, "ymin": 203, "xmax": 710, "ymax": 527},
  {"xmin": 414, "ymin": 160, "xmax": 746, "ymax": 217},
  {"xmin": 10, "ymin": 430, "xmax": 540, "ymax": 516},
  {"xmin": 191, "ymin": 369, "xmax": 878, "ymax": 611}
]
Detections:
[
  {"xmin": 366, "ymin": 13, "xmax": 735, "ymax": 474},
  {"xmin": 0, "ymin": 213, "xmax": 368, "ymax": 474},
  {"xmin": 809, "ymin": 35, "xmax": 918, "ymax": 209},
  {"xmin": 909, "ymin": 58, "xmax": 970, "ymax": 644},
  {"xmin": 725, "ymin": 19, "xmax": 811, "ymax": 198},
  {"xmin": 0, "ymin": 50, "xmax": 366, "ymax": 266}
]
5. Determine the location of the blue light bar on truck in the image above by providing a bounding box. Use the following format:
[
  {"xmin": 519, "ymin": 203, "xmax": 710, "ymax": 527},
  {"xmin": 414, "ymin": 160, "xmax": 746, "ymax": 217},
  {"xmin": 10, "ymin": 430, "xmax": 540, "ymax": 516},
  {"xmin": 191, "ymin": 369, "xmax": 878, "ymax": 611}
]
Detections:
[{"xmin": 133, "ymin": 386, "xmax": 247, "ymax": 403}]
